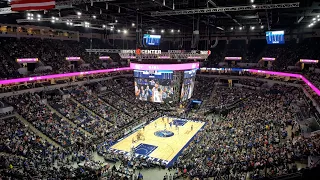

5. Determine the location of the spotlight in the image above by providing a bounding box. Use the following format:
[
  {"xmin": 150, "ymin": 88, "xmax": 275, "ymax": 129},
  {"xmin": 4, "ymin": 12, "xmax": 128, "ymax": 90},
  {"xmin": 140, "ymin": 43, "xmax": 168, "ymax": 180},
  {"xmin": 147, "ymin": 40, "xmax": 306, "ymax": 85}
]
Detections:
[
  {"xmin": 151, "ymin": 29, "xmax": 155, "ymax": 33},
  {"xmin": 239, "ymin": 27, "xmax": 242, "ymax": 30},
  {"xmin": 115, "ymin": 19, "xmax": 118, "ymax": 23},
  {"xmin": 251, "ymin": 26, "xmax": 255, "ymax": 30},
  {"xmin": 92, "ymin": 15, "xmax": 96, "ymax": 19},
  {"xmin": 318, "ymin": 15, "xmax": 320, "ymax": 18},
  {"xmin": 103, "ymin": 25, "xmax": 106, "ymax": 28},
  {"xmin": 77, "ymin": 12, "xmax": 82, "ymax": 16},
  {"xmin": 27, "ymin": 13, "xmax": 31, "ymax": 17},
  {"xmin": 37, "ymin": 18, "xmax": 40, "ymax": 21},
  {"xmin": 55, "ymin": 17, "xmax": 59, "ymax": 21},
  {"xmin": 27, "ymin": 17, "xmax": 31, "ymax": 20},
  {"xmin": 37, "ymin": 14, "xmax": 41, "ymax": 18},
  {"xmin": 250, "ymin": 0, "xmax": 254, "ymax": 3},
  {"xmin": 132, "ymin": 23, "xmax": 135, "ymax": 27},
  {"xmin": 171, "ymin": 29, "xmax": 174, "ymax": 33},
  {"xmin": 260, "ymin": 25, "xmax": 264, "ymax": 29},
  {"xmin": 252, "ymin": 4, "xmax": 256, "ymax": 8},
  {"xmin": 177, "ymin": 29, "xmax": 180, "ymax": 33},
  {"xmin": 51, "ymin": 20, "xmax": 55, "ymax": 23},
  {"xmin": 161, "ymin": 29, "xmax": 165, "ymax": 33},
  {"xmin": 117, "ymin": 29, "xmax": 121, "ymax": 33},
  {"xmin": 230, "ymin": 27, "xmax": 234, "ymax": 30},
  {"xmin": 123, "ymin": 29, "xmax": 128, "ymax": 34}
]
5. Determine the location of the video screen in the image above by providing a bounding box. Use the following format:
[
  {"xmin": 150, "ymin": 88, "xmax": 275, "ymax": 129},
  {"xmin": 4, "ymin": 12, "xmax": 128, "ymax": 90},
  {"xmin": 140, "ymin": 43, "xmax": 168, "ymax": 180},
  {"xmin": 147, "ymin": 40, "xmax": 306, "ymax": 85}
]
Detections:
[
  {"xmin": 266, "ymin": 31, "xmax": 285, "ymax": 44},
  {"xmin": 134, "ymin": 70, "xmax": 173, "ymax": 79},
  {"xmin": 184, "ymin": 69, "xmax": 197, "ymax": 79},
  {"xmin": 143, "ymin": 34, "xmax": 161, "ymax": 46},
  {"xmin": 134, "ymin": 78, "xmax": 174, "ymax": 103},
  {"xmin": 180, "ymin": 77, "xmax": 195, "ymax": 102}
]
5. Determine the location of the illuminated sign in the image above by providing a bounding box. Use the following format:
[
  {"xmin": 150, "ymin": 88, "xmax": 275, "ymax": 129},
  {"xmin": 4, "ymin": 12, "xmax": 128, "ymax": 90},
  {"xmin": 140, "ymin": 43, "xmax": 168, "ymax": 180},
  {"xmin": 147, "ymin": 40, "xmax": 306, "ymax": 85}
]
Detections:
[
  {"xmin": 66, "ymin": 57, "xmax": 81, "ymax": 61},
  {"xmin": 99, "ymin": 56, "xmax": 111, "ymax": 60},
  {"xmin": 16, "ymin": 58, "xmax": 39, "ymax": 63},
  {"xmin": 261, "ymin": 57, "xmax": 276, "ymax": 61},
  {"xmin": 300, "ymin": 59, "xmax": 319, "ymax": 63},
  {"xmin": 225, "ymin": 57, "xmax": 242, "ymax": 60}
]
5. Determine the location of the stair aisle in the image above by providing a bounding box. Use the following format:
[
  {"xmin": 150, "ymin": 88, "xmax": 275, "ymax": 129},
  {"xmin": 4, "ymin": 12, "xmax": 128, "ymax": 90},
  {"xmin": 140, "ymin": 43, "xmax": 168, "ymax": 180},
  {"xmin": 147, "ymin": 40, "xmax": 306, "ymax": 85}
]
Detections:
[
  {"xmin": 14, "ymin": 113, "xmax": 62, "ymax": 149},
  {"xmin": 46, "ymin": 104, "xmax": 93, "ymax": 137}
]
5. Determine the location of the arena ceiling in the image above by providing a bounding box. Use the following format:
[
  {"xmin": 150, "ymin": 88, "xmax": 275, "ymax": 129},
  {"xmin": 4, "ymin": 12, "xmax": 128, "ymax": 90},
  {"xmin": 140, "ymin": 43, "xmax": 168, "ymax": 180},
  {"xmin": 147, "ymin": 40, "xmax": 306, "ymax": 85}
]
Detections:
[{"xmin": 0, "ymin": 0, "xmax": 319, "ymax": 33}]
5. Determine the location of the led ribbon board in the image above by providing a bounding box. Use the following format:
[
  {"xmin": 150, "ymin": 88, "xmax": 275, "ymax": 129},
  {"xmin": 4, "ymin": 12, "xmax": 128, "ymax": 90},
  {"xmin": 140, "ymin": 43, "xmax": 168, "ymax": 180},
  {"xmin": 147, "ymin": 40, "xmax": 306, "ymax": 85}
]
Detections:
[{"xmin": 0, "ymin": 67, "xmax": 131, "ymax": 85}]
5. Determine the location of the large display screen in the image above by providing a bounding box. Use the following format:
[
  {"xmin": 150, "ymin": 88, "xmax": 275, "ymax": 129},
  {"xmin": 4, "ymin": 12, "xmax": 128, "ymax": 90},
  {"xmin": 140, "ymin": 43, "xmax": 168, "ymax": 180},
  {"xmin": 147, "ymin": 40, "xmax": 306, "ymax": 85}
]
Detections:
[
  {"xmin": 143, "ymin": 34, "xmax": 161, "ymax": 46},
  {"xmin": 134, "ymin": 78, "xmax": 174, "ymax": 103},
  {"xmin": 134, "ymin": 70, "xmax": 173, "ymax": 79},
  {"xmin": 266, "ymin": 31, "xmax": 285, "ymax": 44},
  {"xmin": 180, "ymin": 77, "xmax": 195, "ymax": 102}
]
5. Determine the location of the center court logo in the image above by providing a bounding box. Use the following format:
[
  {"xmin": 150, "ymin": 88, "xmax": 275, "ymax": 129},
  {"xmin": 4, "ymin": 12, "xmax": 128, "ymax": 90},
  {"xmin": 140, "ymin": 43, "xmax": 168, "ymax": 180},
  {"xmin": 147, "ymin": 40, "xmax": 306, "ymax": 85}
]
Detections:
[{"xmin": 154, "ymin": 130, "xmax": 174, "ymax": 137}]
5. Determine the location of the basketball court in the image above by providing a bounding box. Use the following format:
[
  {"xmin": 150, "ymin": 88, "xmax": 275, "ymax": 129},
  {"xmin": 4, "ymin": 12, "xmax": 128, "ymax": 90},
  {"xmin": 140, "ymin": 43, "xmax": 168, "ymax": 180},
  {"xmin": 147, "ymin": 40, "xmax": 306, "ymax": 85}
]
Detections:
[{"xmin": 110, "ymin": 117, "xmax": 205, "ymax": 166}]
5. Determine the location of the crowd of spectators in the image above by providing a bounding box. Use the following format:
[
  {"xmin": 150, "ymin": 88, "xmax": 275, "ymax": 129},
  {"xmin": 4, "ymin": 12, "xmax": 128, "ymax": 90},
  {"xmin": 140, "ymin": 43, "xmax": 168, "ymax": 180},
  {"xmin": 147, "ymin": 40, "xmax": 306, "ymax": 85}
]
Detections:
[
  {"xmin": 3, "ymin": 93, "xmax": 87, "ymax": 147},
  {"xmin": 176, "ymin": 85, "xmax": 320, "ymax": 179},
  {"xmin": 0, "ymin": 37, "xmax": 127, "ymax": 80},
  {"xmin": 49, "ymin": 98, "xmax": 112, "ymax": 137}
]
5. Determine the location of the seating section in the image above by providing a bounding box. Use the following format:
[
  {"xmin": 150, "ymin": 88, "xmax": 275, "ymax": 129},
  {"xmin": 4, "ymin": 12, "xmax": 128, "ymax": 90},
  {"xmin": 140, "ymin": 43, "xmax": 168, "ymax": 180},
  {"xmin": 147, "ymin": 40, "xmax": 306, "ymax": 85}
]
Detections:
[
  {"xmin": 49, "ymin": 99, "xmax": 111, "ymax": 136},
  {"xmin": 4, "ymin": 94, "xmax": 86, "ymax": 147}
]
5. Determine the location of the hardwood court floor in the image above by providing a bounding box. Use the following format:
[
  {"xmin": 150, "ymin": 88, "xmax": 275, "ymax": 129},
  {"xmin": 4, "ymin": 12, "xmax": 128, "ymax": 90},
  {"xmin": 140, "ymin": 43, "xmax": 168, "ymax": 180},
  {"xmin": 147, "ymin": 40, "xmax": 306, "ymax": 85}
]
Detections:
[{"xmin": 111, "ymin": 117, "xmax": 205, "ymax": 163}]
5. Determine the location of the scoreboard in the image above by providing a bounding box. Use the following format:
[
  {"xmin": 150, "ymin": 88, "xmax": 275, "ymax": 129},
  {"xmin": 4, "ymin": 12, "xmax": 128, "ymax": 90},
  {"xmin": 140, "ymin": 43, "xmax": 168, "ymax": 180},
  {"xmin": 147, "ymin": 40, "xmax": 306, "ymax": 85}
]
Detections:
[
  {"xmin": 266, "ymin": 31, "xmax": 285, "ymax": 44},
  {"xmin": 134, "ymin": 70, "xmax": 173, "ymax": 79}
]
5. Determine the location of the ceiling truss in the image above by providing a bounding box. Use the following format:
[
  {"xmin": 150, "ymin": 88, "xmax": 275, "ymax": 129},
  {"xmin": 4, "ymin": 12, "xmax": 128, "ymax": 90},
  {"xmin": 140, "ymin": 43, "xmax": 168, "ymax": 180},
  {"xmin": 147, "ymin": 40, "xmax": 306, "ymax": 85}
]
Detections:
[{"xmin": 151, "ymin": 2, "xmax": 300, "ymax": 16}]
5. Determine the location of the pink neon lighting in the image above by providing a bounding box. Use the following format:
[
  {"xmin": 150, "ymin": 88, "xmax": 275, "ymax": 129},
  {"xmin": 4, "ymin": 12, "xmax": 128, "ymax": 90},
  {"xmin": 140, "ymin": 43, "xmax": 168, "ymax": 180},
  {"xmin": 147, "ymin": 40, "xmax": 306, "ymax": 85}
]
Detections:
[
  {"xmin": 225, "ymin": 57, "xmax": 242, "ymax": 60},
  {"xmin": 16, "ymin": 58, "xmax": 38, "ymax": 63},
  {"xmin": 0, "ymin": 67, "xmax": 131, "ymax": 85},
  {"xmin": 99, "ymin": 56, "xmax": 111, "ymax": 60},
  {"xmin": 248, "ymin": 69, "xmax": 320, "ymax": 96},
  {"xmin": 130, "ymin": 62, "xmax": 199, "ymax": 71},
  {"xmin": 262, "ymin": 57, "xmax": 276, "ymax": 61},
  {"xmin": 66, "ymin": 57, "xmax": 81, "ymax": 61},
  {"xmin": 300, "ymin": 59, "xmax": 319, "ymax": 63}
]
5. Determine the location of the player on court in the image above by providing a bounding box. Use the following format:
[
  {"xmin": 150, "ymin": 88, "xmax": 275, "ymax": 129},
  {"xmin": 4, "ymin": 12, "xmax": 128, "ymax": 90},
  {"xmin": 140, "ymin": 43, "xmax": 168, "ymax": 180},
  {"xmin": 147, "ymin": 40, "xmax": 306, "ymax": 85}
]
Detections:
[
  {"xmin": 154, "ymin": 122, "xmax": 157, "ymax": 129},
  {"xmin": 191, "ymin": 124, "xmax": 193, "ymax": 131}
]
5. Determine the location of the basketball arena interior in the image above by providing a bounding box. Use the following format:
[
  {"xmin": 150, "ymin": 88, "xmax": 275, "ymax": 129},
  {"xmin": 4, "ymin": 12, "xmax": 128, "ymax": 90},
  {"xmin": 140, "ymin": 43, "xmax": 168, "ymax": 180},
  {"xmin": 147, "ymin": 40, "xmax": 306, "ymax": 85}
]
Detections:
[{"xmin": 1, "ymin": 0, "xmax": 320, "ymax": 180}]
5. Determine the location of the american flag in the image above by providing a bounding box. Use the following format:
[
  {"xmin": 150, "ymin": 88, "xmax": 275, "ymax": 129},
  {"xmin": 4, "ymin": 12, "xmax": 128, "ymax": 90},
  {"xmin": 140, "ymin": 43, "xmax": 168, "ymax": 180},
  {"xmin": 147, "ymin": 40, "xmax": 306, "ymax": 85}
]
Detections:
[{"xmin": 11, "ymin": 0, "xmax": 55, "ymax": 11}]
